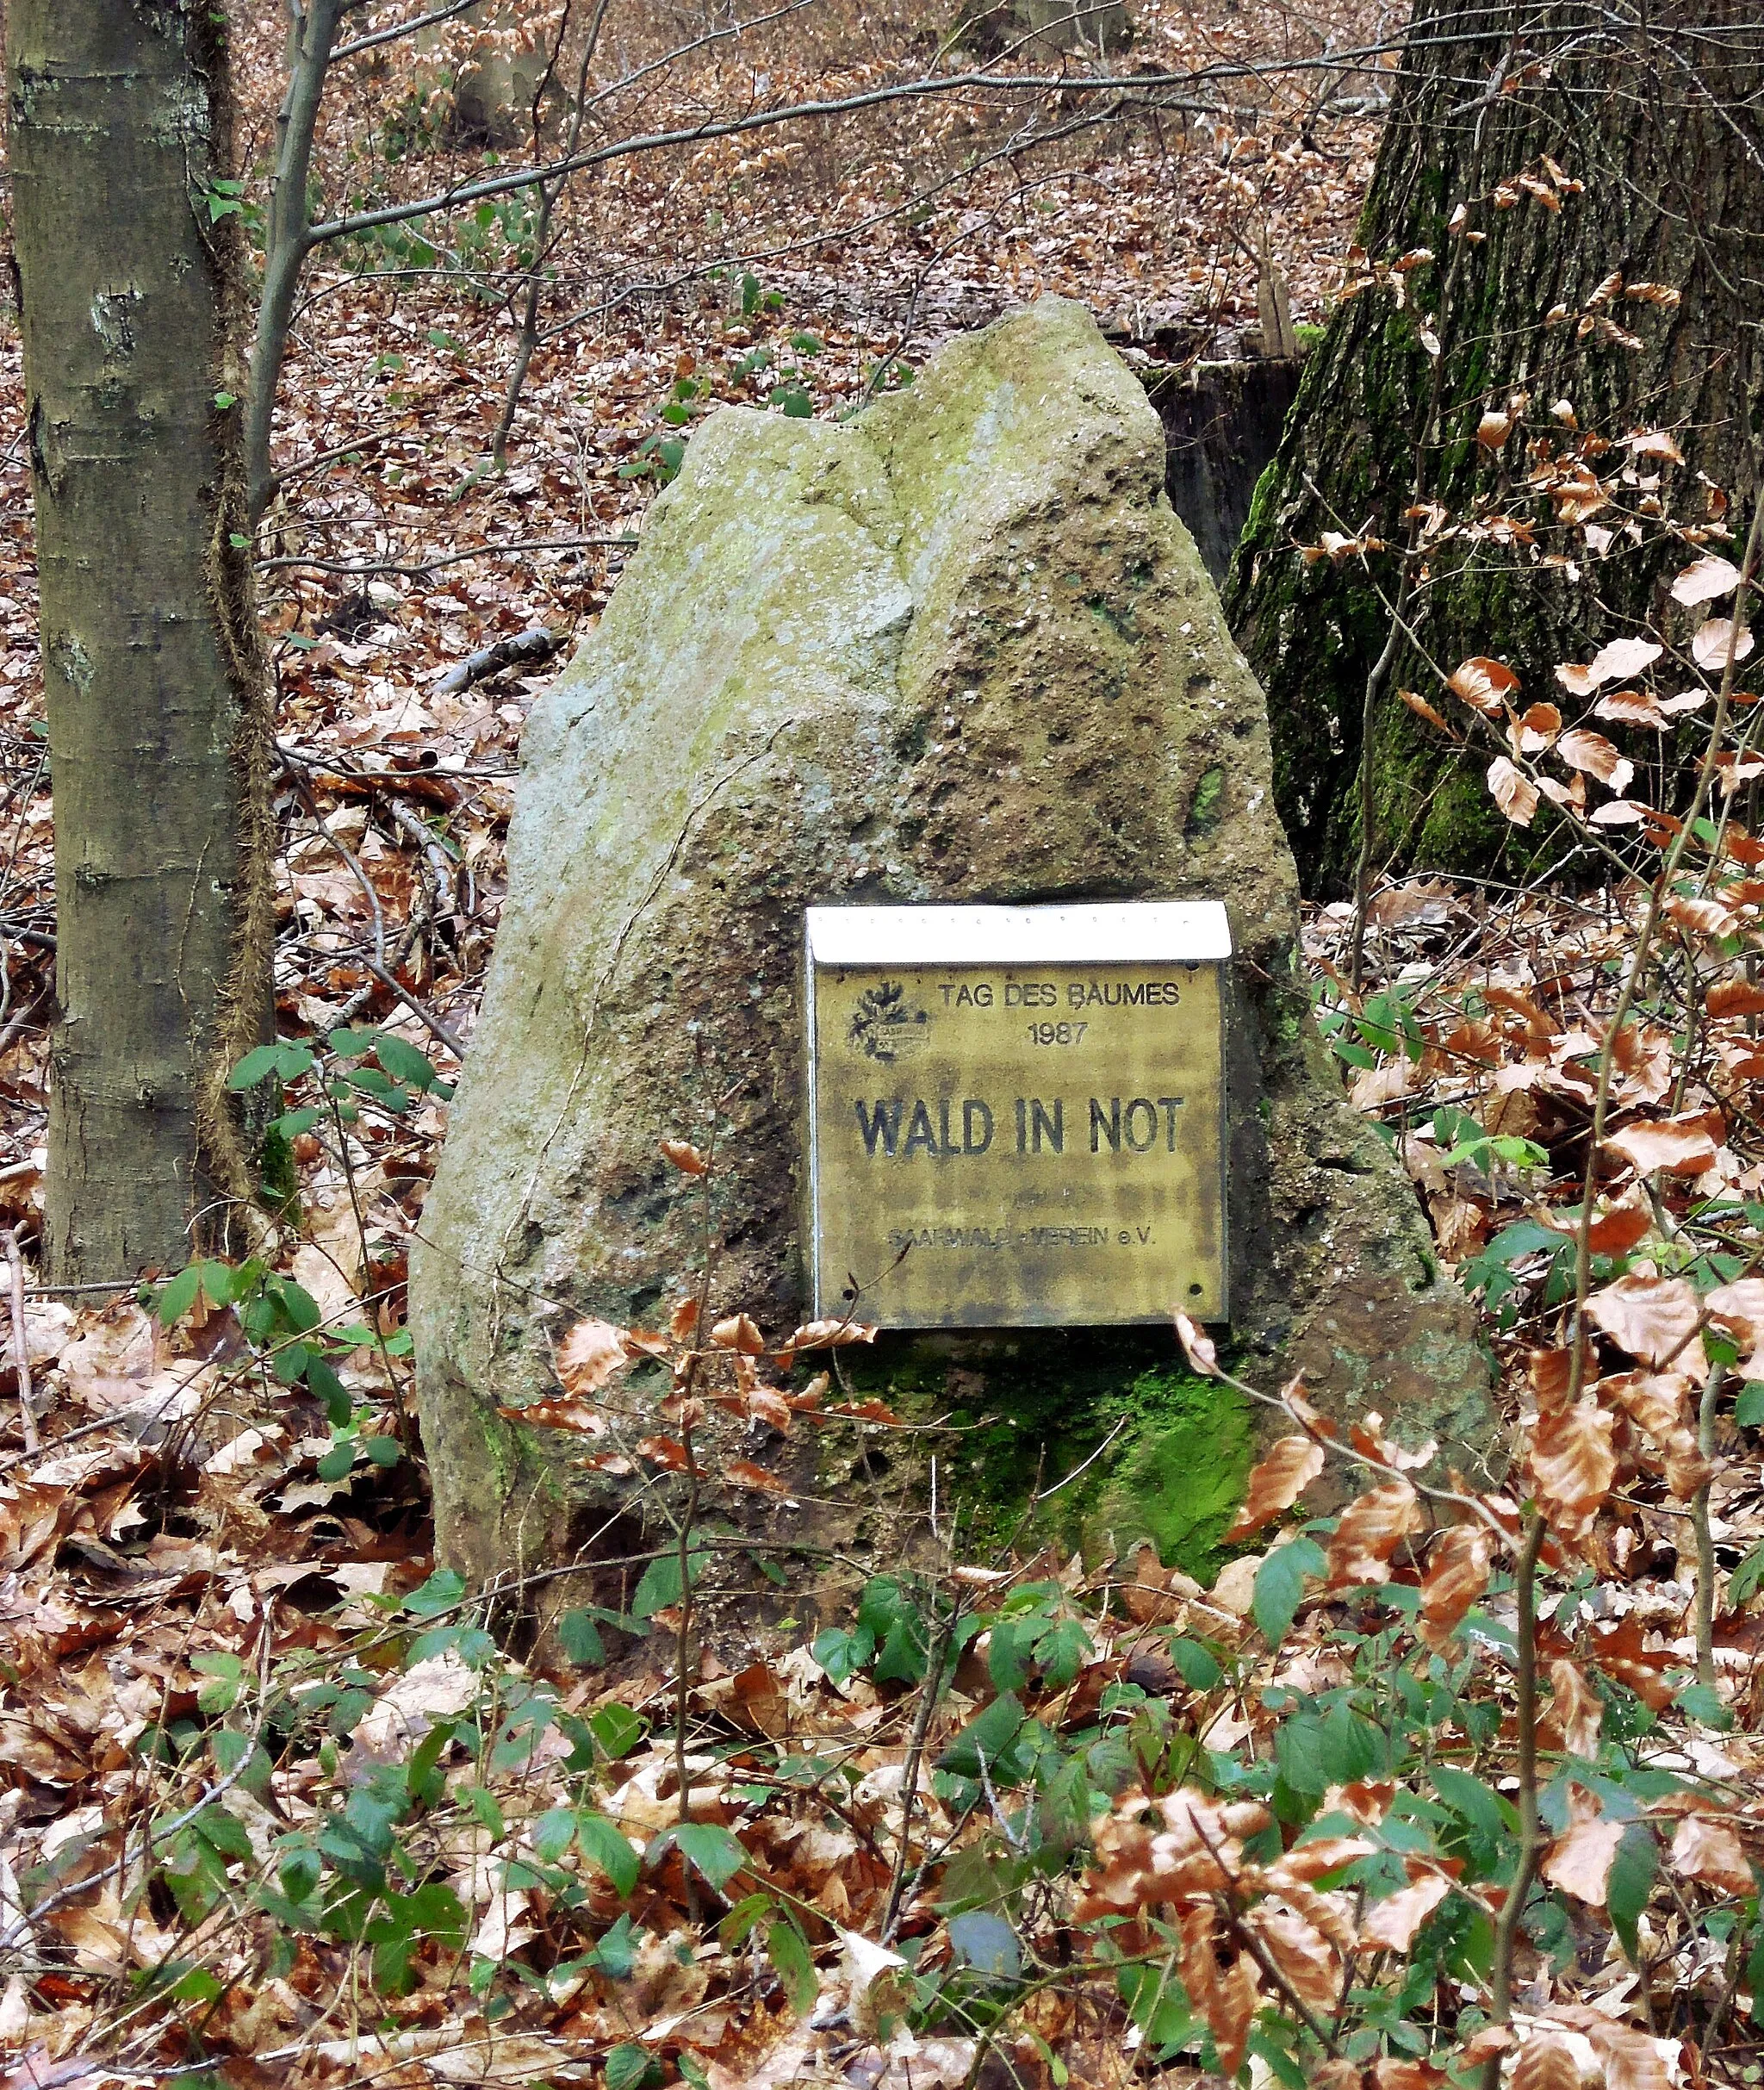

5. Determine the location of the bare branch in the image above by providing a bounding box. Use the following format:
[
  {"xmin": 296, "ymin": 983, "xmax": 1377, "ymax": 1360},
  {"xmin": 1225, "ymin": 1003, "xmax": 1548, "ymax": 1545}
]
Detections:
[
  {"xmin": 302, "ymin": 48, "xmax": 1410, "ymax": 246},
  {"xmin": 247, "ymin": 0, "xmax": 347, "ymax": 525},
  {"xmin": 333, "ymin": 0, "xmax": 490, "ymax": 63}
]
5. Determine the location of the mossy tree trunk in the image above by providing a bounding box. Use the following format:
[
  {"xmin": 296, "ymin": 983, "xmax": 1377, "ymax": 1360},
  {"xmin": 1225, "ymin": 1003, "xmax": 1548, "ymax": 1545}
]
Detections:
[
  {"xmin": 1226, "ymin": 0, "xmax": 1764, "ymax": 896},
  {"xmin": 8, "ymin": 3, "xmax": 273, "ymax": 1280}
]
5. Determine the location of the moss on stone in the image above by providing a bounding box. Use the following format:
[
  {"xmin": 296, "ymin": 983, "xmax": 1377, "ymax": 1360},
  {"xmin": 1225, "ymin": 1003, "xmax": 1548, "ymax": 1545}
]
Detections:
[
  {"xmin": 1186, "ymin": 764, "xmax": 1227, "ymax": 837},
  {"xmin": 844, "ymin": 1334, "xmax": 1253, "ymax": 1583}
]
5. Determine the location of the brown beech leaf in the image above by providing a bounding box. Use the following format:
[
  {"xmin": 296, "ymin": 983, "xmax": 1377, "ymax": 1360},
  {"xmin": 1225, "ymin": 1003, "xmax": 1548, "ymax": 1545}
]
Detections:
[
  {"xmin": 500, "ymin": 1396, "xmax": 606, "ymax": 1436},
  {"xmin": 1514, "ymin": 701, "xmax": 1562, "ymax": 751},
  {"xmin": 1477, "ymin": 408, "xmax": 1514, "ymax": 448},
  {"xmin": 1672, "ymin": 553, "xmax": 1742, "ymax": 604},
  {"xmin": 1325, "ymin": 1481, "xmax": 1423, "ymax": 1587},
  {"xmin": 1350, "ymin": 1409, "xmax": 1436, "ymax": 1470},
  {"xmin": 724, "ymin": 1459, "xmax": 792, "ymax": 1496},
  {"xmin": 1704, "ymin": 1278, "xmax": 1764, "ymax": 1347},
  {"xmin": 1669, "ymin": 1812, "xmax": 1753, "ymax": 1894},
  {"xmin": 1175, "ymin": 1312, "xmax": 1218, "ymax": 1375},
  {"xmin": 1586, "ymin": 1204, "xmax": 1655, "ymax": 1254},
  {"xmin": 1605, "ymin": 1110, "xmax": 1724, "ymax": 1178},
  {"xmin": 1582, "ymin": 2018, "xmax": 1676, "ymax": 2090},
  {"xmin": 709, "ymin": 1313, "xmax": 765, "ymax": 1354},
  {"xmin": 1665, "ymin": 892, "xmax": 1740, "ymax": 938},
  {"xmin": 1208, "ymin": 1955, "xmax": 1259, "ymax": 2081},
  {"xmin": 1548, "ymin": 1657, "xmax": 1604, "ymax": 1757},
  {"xmin": 1541, "ymin": 1809, "xmax": 1624, "ymax": 1905},
  {"xmin": 1416, "ymin": 1526, "xmax": 1494, "ymax": 1651},
  {"xmin": 1488, "ymin": 755, "xmax": 1539, "ymax": 826},
  {"xmin": 1585, "ymin": 634, "xmax": 1663, "ymax": 686},
  {"xmin": 782, "ymin": 1318, "xmax": 878, "ymax": 1353},
  {"xmin": 1459, "ymin": 2027, "xmax": 1516, "ymax": 2069},
  {"xmin": 1527, "ymin": 1400, "xmax": 1617, "ymax": 1538},
  {"xmin": 1243, "ymin": 1905, "xmax": 1339, "ymax": 2017},
  {"xmin": 1360, "ymin": 1871, "xmax": 1451, "ymax": 1952},
  {"xmin": 1371, "ymin": 2065, "xmax": 1450, "ymax": 2090},
  {"xmin": 556, "ymin": 1318, "xmax": 634, "ymax": 1396},
  {"xmin": 1264, "ymin": 1835, "xmax": 1376, "ymax": 1888},
  {"xmin": 1692, "ymin": 616, "xmax": 1755, "ymax": 671},
  {"xmin": 660, "ymin": 1138, "xmax": 709, "ymax": 1174},
  {"xmin": 745, "ymin": 1387, "xmax": 794, "ymax": 1433},
  {"xmin": 1399, "ymin": 687, "xmax": 1457, "ymax": 737},
  {"xmin": 1586, "ymin": 1272, "xmax": 1702, "ymax": 1366},
  {"xmin": 1709, "ymin": 978, "xmax": 1764, "ymax": 1017},
  {"xmin": 1594, "ymin": 686, "xmax": 1668, "ymax": 727},
  {"xmin": 1224, "ymin": 1434, "xmax": 1325, "ymax": 1541},
  {"xmin": 1450, "ymin": 656, "xmax": 1520, "ymax": 713},
  {"xmin": 668, "ymin": 1296, "xmax": 700, "ymax": 1341},
  {"xmin": 1511, "ymin": 2035, "xmax": 1583, "ymax": 2090},
  {"xmin": 635, "ymin": 1435, "xmax": 689, "ymax": 1471},
  {"xmin": 1557, "ymin": 728, "xmax": 1634, "ymax": 793}
]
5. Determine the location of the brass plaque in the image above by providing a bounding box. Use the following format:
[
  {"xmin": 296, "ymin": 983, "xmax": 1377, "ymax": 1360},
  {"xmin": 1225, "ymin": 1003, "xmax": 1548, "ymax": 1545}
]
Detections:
[{"xmin": 804, "ymin": 904, "xmax": 1229, "ymax": 1329}]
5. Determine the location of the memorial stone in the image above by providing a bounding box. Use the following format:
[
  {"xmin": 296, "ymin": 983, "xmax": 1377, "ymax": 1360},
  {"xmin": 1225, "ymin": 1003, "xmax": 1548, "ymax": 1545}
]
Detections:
[{"xmin": 411, "ymin": 295, "xmax": 1493, "ymax": 1600}]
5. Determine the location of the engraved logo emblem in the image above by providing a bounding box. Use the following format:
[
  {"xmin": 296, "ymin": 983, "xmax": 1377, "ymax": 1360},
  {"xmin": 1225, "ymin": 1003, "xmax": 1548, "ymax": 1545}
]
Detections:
[{"xmin": 847, "ymin": 980, "xmax": 929, "ymax": 1063}]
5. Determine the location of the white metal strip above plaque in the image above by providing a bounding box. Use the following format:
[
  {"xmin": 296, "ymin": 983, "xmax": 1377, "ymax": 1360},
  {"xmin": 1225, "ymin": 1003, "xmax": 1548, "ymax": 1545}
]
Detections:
[{"xmin": 804, "ymin": 900, "xmax": 1232, "ymax": 970}]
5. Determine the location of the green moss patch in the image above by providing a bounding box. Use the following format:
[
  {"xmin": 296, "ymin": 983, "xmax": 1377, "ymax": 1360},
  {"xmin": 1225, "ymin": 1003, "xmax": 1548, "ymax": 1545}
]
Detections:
[{"xmin": 846, "ymin": 1333, "xmax": 1253, "ymax": 1583}]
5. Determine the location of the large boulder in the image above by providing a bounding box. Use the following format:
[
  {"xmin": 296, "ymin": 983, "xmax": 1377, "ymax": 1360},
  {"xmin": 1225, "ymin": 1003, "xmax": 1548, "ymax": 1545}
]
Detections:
[{"xmin": 411, "ymin": 297, "xmax": 1493, "ymax": 1600}]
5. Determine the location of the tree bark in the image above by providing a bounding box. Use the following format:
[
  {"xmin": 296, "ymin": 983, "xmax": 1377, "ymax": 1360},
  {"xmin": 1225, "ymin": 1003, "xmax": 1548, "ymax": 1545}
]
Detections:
[
  {"xmin": 8, "ymin": 2, "xmax": 274, "ymax": 1280},
  {"xmin": 1226, "ymin": 0, "xmax": 1764, "ymax": 895}
]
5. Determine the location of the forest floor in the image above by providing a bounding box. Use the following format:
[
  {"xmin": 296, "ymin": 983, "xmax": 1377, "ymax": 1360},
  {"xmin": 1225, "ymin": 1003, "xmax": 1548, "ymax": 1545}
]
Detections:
[{"xmin": 2, "ymin": 3, "xmax": 1763, "ymax": 2087}]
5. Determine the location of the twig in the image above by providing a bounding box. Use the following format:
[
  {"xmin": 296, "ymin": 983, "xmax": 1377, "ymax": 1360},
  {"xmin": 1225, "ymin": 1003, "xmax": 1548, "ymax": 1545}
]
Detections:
[
  {"xmin": 5, "ymin": 1228, "xmax": 36, "ymax": 1453},
  {"xmin": 356, "ymin": 958, "xmax": 466, "ymax": 1060},
  {"xmin": 256, "ymin": 535, "xmax": 636, "ymax": 575},
  {"xmin": 880, "ymin": 1598, "xmax": 965, "ymax": 1942},
  {"xmin": 1694, "ymin": 1359, "xmax": 1727, "ymax": 1694}
]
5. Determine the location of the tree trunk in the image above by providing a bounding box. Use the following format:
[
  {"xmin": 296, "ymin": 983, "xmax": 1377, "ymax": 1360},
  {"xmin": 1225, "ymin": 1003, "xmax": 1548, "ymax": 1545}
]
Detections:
[
  {"xmin": 1225, "ymin": 0, "xmax": 1764, "ymax": 895},
  {"xmin": 8, "ymin": 3, "xmax": 274, "ymax": 1281}
]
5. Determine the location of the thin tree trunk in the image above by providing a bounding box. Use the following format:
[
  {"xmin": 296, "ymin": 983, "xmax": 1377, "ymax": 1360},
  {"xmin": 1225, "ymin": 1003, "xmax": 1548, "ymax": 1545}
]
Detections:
[
  {"xmin": 1226, "ymin": 0, "xmax": 1764, "ymax": 895},
  {"xmin": 8, "ymin": 1, "xmax": 275, "ymax": 1281}
]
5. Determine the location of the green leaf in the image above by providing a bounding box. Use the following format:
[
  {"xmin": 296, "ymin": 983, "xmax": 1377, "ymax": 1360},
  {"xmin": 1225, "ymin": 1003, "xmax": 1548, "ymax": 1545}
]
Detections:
[
  {"xmin": 1167, "ymin": 1637, "xmax": 1224, "ymax": 1690},
  {"xmin": 1675, "ymin": 1680, "xmax": 1732, "ymax": 1729},
  {"xmin": 1252, "ymin": 1537, "xmax": 1326, "ymax": 1646},
  {"xmin": 317, "ymin": 1440, "xmax": 355, "ymax": 1483},
  {"xmin": 947, "ymin": 1909, "xmax": 1020, "ymax": 1979},
  {"xmin": 811, "ymin": 1624, "xmax": 874, "ymax": 1683},
  {"xmin": 987, "ymin": 1617, "xmax": 1033, "ymax": 1692},
  {"xmin": 1748, "ymin": 1925, "xmax": 1764, "ymax": 2025},
  {"xmin": 1736, "ymin": 1382, "xmax": 1764, "ymax": 1428},
  {"xmin": 1431, "ymin": 1764, "xmax": 1513, "ymax": 1849},
  {"xmin": 191, "ymin": 1651, "xmax": 245, "ymax": 1715},
  {"xmin": 229, "ymin": 1041, "xmax": 314, "ymax": 1090},
  {"xmin": 605, "ymin": 2045, "xmax": 655, "ymax": 2090},
  {"xmin": 633, "ymin": 1545, "xmax": 706, "ymax": 1619},
  {"xmin": 668, "ymin": 1822, "xmax": 748, "ymax": 1891},
  {"xmin": 157, "ymin": 1264, "xmax": 202, "ymax": 1326},
  {"xmin": 588, "ymin": 1702, "xmax": 645, "ymax": 1760},
  {"xmin": 766, "ymin": 1916, "xmax": 818, "ymax": 2015},
  {"xmin": 531, "ymin": 1807, "xmax": 575, "ymax": 1863},
  {"xmin": 277, "ymin": 1279, "xmax": 322, "ymax": 1333},
  {"xmin": 1730, "ymin": 1538, "xmax": 1764, "ymax": 1606},
  {"xmin": 575, "ymin": 1813, "xmax": 639, "ymax": 1898},
  {"xmin": 375, "ymin": 1035, "xmax": 440, "ymax": 1090},
  {"xmin": 1607, "ymin": 1823, "xmax": 1659, "ymax": 1962},
  {"xmin": 558, "ymin": 1608, "xmax": 606, "ymax": 1667},
  {"xmin": 405, "ymin": 1567, "xmax": 467, "ymax": 1619},
  {"xmin": 938, "ymin": 1692, "xmax": 1027, "ymax": 1781}
]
